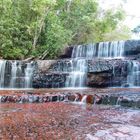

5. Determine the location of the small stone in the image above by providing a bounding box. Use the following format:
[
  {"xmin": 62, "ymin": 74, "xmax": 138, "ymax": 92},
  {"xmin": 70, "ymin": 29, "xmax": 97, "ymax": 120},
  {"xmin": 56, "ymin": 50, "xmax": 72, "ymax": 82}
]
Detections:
[{"xmin": 86, "ymin": 95, "xmax": 94, "ymax": 104}]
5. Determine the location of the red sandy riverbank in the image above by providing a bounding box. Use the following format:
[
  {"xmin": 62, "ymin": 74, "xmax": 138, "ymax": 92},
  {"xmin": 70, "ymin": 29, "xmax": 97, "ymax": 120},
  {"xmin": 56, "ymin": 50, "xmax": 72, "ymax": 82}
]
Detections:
[
  {"xmin": 0, "ymin": 88, "xmax": 140, "ymax": 140},
  {"xmin": 0, "ymin": 102, "xmax": 140, "ymax": 139}
]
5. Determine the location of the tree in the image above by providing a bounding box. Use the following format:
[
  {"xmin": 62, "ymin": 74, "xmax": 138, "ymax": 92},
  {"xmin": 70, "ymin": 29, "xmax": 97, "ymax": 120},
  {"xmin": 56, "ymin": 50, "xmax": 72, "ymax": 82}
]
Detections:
[
  {"xmin": 0, "ymin": 0, "xmax": 131, "ymax": 59},
  {"xmin": 132, "ymin": 25, "xmax": 140, "ymax": 38},
  {"xmin": 102, "ymin": 25, "xmax": 132, "ymax": 41}
]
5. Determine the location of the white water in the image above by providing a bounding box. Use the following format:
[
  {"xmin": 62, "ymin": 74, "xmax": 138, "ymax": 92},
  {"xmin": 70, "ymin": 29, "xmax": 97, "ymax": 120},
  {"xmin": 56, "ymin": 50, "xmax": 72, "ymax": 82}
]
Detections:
[
  {"xmin": 10, "ymin": 61, "xmax": 21, "ymax": 88},
  {"xmin": 65, "ymin": 59, "xmax": 87, "ymax": 87},
  {"xmin": 81, "ymin": 95, "xmax": 87, "ymax": 103},
  {"xmin": 127, "ymin": 61, "xmax": 140, "ymax": 87},
  {"xmin": 0, "ymin": 61, "xmax": 34, "ymax": 89},
  {"xmin": 24, "ymin": 62, "xmax": 34, "ymax": 88},
  {"xmin": 98, "ymin": 41, "xmax": 124, "ymax": 58},
  {"xmin": 10, "ymin": 61, "xmax": 34, "ymax": 88},
  {"xmin": 66, "ymin": 41, "xmax": 125, "ymax": 87},
  {"xmin": 72, "ymin": 41, "xmax": 125, "ymax": 58},
  {"xmin": 0, "ymin": 60, "xmax": 6, "ymax": 88}
]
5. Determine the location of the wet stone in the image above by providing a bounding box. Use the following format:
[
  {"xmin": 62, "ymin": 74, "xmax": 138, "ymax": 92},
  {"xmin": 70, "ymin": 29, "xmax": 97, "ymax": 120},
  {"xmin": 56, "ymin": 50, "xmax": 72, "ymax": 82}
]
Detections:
[
  {"xmin": 136, "ymin": 100, "xmax": 140, "ymax": 108},
  {"xmin": 86, "ymin": 95, "xmax": 94, "ymax": 104},
  {"xmin": 100, "ymin": 95, "xmax": 110, "ymax": 105},
  {"xmin": 95, "ymin": 95, "xmax": 102, "ymax": 104},
  {"xmin": 51, "ymin": 96, "xmax": 58, "ymax": 102},
  {"xmin": 109, "ymin": 96, "xmax": 118, "ymax": 105},
  {"xmin": 58, "ymin": 95, "xmax": 65, "ymax": 101},
  {"xmin": 68, "ymin": 95, "xmax": 76, "ymax": 101},
  {"xmin": 75, "ymin": 93, "xmax": 82, "ymax": 101},
  {"xmin": 42, "ymin": 96, "xmax": 49, "ymax": 102},
  {"xmin": 120, "ymin": 99, "xmax": 135, "ymax": 107},
  {"xmin": 1, "ymin": 96, "xmax": 8, "ymax": 103}
]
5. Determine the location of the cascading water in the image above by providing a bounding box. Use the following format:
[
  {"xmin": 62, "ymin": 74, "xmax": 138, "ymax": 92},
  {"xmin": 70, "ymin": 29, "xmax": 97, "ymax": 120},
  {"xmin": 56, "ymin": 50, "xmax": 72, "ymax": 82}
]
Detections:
[
  {"xmin": 65, "ymin": 59, "xmax": 87, "ymax": 87},
  {"xmin": 10, "ymin": 61, "xmax": 22, "ymax": 88},
  {"xmin": 24, "ymin": 63, "xmax": 34, "ymax": 88},
  {"xmin": 66, "ymin": 41, "xmax": 125, "ymax": 87},
  {"xmin": 0, "ymin": 60, "xmax": 6, "ymax": 88},
  {"xmin": 127, "ymin": 61, "xmax": 140, "ymax": 87},
  {"xmin": 98, "ymin": 41, "xmax": 124, "ymax": 58},
  {"xmin": 1, "ymin": 40, "xmax": 140, "ymax": 89},
  {"xmin": 72, "ymin": 41, "xmax": 125, "ymax": 58},
  {"xmin": 0, "ymin": 60, "xmax": 34, "ymax": 89}
]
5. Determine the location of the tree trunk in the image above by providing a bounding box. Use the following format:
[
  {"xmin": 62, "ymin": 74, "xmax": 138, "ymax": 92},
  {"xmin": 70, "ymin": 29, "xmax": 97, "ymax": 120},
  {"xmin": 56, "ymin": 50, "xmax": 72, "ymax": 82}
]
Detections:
[{"xmin": 32, "ymin": 7, "xmax": 50, "ymax": 50}]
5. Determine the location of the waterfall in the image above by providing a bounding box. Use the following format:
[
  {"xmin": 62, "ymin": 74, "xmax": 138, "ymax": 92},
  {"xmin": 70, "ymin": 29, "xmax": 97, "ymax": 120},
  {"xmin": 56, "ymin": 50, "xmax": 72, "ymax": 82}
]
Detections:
[
  {"xmin": 127, "ymin": 61, "xmax": 140, "ymax": 87},
  {"xmin": 0, "ymin": 60, "xmax": 6, "ymax": 88},
  {"xmin": 10, "ymin": 61, "xmax": 22, "ymax": 88},
  {"xmin": 72, "ymin": 41, "xmax": 125, "ymax": 58},
  {"xmin": 24, "ymin": 62, "xmax": 34, "ymax": 88},
  {"xmin": 0, "ymin": 60, "xmax": 34, "ymax": 89},
  {"xmin": 10, "ymin": 61, "xmax": 34, "ymax": 88},
  {"xmin": 65, "ymin": 41, "xmax": 125, "ymax": 87},
  {"xmin": 98, "ymin": 41, "xmax": 124, "ymax": 58},
  {"xmin": 65, "ymin": 59, "xmax": 87, "ymax": 87}
]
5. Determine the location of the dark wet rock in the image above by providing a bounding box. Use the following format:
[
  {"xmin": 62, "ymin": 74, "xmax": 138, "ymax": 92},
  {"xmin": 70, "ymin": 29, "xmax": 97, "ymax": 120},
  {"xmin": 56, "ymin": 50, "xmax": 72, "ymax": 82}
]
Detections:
[
  {"xmin": 1, "ymin": 96, "xmax": 8, "ymax": 102},
  {"xmin": 20, "ymin": 95, "xmax": 29, "ymax": 103},
  {"xmin": 87, "ymin": 59, "xmax": 128, "ymax": 87},
  {"xmin": 88, "ymin": 60, "xmax": 113, "ymax": 73},
  {"xmin": 1, "ymin": 89, "xmax": 140, "ymax": 109},
  {"xmin": 100, "ymin": 95, "xmax": 110, "ymax": 104},
  {"xmin": 47, "ymin": 60, "xmax": 72, "ymax": 72},
  {"xmin": 51, "ymin": 96, "xmax": 58, "ymax": 102},
  {"xmin": 124, "ymin": 40, "xmax": 140, "ymax": 56},
  {"xmin": 58, "ymin": 95, "xmax": 65, "ymax": 101},
  {"xmin": 98, "ymin": 95, "xmax": 118, "ymax": 105},
  {"xmin": 38, "ymin": 96, "xmax": 43, "ymax": 103},
  {"xmin": 7, "ymin": 96, "xmax": 16, "ymax": 103},
  {"xmin": 108, "ymin": 96, "xmax": 118, "ymax": 105},
  {"xmin": 32, "ymin": 73, "xmax": 68, "ymax": 88},
  {"xmin": 68, "ymin": 95, "xmax": 76, "ymax": 101},
  {"xmin": 86, "ymin": 95, "xmax": 94, "ymax": 104},
  {"xmin": 87, "ymin": 72, "xmax": 113, "ymax": 87},
  {"xmin": 75, "ymin": 93, "xmax": 83, "ymax": 101},
  {"xmin": 58, "ymin": 46, "xmax": 73, "ymax": 58},
  {"xmin": 119, "ymin": 98, "xmax": 135, "ymax": 107},
  {"xmin": 136, "ymin": 100, "xmax": 140, "ymax": 108},
  {"xmin": 94, "ymin": 95, "xmax": 102, "ymax": 104}
]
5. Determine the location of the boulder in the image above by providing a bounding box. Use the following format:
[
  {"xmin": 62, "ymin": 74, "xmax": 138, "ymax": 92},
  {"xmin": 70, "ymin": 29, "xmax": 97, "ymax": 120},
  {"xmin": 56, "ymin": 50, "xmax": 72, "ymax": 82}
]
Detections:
[{"xmin": 87, "ymin": 59, "xmax": 128, "ymax": 87}]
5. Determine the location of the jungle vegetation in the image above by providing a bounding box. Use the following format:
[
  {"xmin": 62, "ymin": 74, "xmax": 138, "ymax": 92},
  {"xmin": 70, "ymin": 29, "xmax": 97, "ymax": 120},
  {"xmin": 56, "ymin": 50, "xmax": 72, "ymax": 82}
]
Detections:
[{"xmin": 0, "ymin": 0, "xmax": 131, "ymax": 59}]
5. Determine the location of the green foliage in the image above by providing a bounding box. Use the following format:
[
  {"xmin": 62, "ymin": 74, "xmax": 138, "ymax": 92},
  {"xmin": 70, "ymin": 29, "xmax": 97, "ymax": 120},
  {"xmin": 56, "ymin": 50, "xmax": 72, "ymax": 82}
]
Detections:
[
  {"xmin": 103, "ymin": 25, "xmax": 132, "ymax": 41},
  {"xmin": 132, "ymin": 25, "xmax": 140, "ymax": 34},
  {"xmin": 0, "ymin": 0, "xmax": 131, "ymax": 59}
]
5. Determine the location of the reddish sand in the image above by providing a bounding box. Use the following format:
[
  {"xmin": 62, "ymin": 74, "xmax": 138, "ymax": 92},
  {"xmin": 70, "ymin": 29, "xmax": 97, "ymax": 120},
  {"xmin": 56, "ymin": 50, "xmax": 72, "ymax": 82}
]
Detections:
[
  {"xmin": 0, "ymin": 102, "xmax": 140, "ymax": 140},
  {"xmin": 0, "ymin": 88, "xmax": 140, "ymax": 140}
]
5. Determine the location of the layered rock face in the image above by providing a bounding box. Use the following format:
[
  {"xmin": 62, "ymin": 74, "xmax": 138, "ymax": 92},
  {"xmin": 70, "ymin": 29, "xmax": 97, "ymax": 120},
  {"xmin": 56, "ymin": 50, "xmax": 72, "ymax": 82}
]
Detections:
[
  {"xmin": 32, "ymin": 40, "xmax": 140, "ymax": 88},
  {"xmin": 87, "ymin": 59, "xmax": 128, "ymax": 87},
  {"xmin": 33, "ymin": 59, "xmax": 129, "ymax": 88},
  {"xmin": 1, "ymin": 39, "xmax": 140, "ymax": 88}
]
